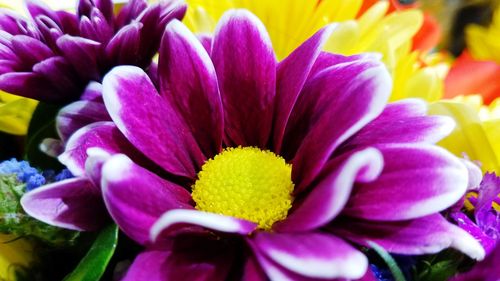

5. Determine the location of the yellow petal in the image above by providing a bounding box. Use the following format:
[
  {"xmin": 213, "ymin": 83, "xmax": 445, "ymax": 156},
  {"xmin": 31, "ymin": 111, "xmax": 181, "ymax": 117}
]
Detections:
[
  {"xmin": 429, "ymin": 101, "xmax": 500, "ymax": 174},
  {"xmin": 185, "ymin": 0, "xmax": 362, "ymax": 59},
  {"xmin": 0, "ymin": 92, "xmax": 38, "ymax": 135},
  {"xmin": 0, "ymin": 234, "xmax": 33, "ymax": 280},
  {"xmin": 466, "ymin": 4, "xmax": 500, "ymax": 63}
]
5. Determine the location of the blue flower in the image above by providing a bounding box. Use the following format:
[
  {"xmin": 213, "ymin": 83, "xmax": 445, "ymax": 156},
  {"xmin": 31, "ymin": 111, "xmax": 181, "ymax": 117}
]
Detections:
[
  {"xmin": 0, "ymin": 159, "xmax": 73, "ymax": 191},
  {"xmin": 0, "ymin": 158, "xmax": 46, "ymax": 191}
]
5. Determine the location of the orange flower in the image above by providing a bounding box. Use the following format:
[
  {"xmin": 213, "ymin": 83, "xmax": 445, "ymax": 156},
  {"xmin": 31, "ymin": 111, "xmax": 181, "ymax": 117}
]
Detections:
[{"xmin": 445, "ymin": 51, "xmax": 500, "ymax": 104}]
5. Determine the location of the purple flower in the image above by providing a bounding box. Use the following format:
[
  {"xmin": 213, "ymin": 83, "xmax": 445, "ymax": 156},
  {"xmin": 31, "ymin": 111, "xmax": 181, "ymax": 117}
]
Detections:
[
  {"xmin": 451, "ymin": 172, "xmax": 500, "ymax": 255},
  {"xmin": 0, "ymin": 0, "xmax": 186, "ymax": 103},
  {"xmin": 21, "ymin": 10, "xmax": 484, "ymax": 280}
]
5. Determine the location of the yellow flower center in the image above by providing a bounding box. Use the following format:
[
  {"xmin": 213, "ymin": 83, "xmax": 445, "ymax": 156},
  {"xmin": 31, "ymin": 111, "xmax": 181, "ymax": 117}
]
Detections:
[{"xmin": 192, "ymin": 147, "xmax": 294, "ymax": 230}]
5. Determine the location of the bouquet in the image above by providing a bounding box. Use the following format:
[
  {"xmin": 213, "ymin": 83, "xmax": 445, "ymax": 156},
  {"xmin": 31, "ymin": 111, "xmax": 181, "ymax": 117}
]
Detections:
[{"xmin": 0, "ymin": 0, "xmax": 499, "ymax": 280}]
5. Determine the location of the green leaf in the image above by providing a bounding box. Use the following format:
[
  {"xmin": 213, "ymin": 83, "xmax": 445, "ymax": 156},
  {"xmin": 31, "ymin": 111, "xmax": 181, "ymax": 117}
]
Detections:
[
  {"xmin": 414, "ymin": 250, "xmax": 468, "ymax": 281},
  {"xmin": 25, "ymin": 102, "xmax": 63, "ymax": 170},
  {"xmin": 369, "ymin": 241, "xmax": 407, "ymax": 281},
  {"xmin": 63, "ymin": 224, "xmax": 119, "ymax": 281}
]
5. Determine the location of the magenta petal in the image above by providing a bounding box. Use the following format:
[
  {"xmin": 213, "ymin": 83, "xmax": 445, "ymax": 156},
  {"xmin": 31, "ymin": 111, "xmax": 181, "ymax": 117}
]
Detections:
[
  {"xmin": 0, "ymin": 72, "xmax": 57, "ymax": 101},
  {"xmin": 84, "ymin": 147, "xmax": 112, "ymax": 187},
  {"xmin": 21, "ymin": 178, "xmax": 106, "ymax": 231},
  {"xmin": 123, "ymin": 237, "xmax": 234, "ymax": 281},
  {"xmin": 26, "ymin": 0, "xmax": 60, "ymax": 25},
  {"xmin": 105, "ymin": 22, "xmax": 141, "ymax": 65},
  {"xmin": 80, "ymin": 81, "xmax": 103, "ymax": 102},
  {"xmin": 160, "ymin": 20, "xmax": 223, "ymax": 157},
  {"xmin": 450, "ymin": 212, "xmax": 496, "ymax": 255},
  {"xmin": 58, "ymin": 121, "xmax": 134, "ymax": 176},
  {"xmin": 242, "ymin": 256, "xmax": 267, "ymax": 281},
  {"xmin": 115, "ymin": 0, "xmax": 148, "ymax": 28},
  {"xmin": 344, "ymin": 144, "xmax": 468, "ymax": 220},
  {"xmin": 102, "ymin": 154, "xmax": 193, "ymax": 245},
  {"xmin": 250, "ymin": 232, "xmax": 368, "ymax": 279},
  {"xmin": 331, "ymin": 214, "xmax": 485, "ymax": 260},
  {"xmin": 56, "ymin": 35, "xmax": 101, "ymax": 81},
  {"xmin": 11, "ymin": 35, "xmax": 53, "ymax": 65},
  {"xmin": 275, "ymin": 148, "xmax": 383, "ymax": 232},
  {"xmin": 272, "ymin": 25, "xmax": 335, "ymax": 152},
  {"xmin": 151, "ymin": 209, "xmax": 257, "ymax": 242},
  {"xmin": 286, "ymin": 59, "xmax": 391, "ymax": 191},
  {"xmin": 121, "ymin": 250, "xmax": 169, "ymax": 281},
  {"xmin": 56, "ymin": 100, "xmax": 111, "ymax": 142},
  {"xmin": 198, "ymin": 34, "xmax": 212, "ymax": 53},
  {"xmin": 212, "ymin": 10, "xmax": 276, "ymax": 148},
  {"xmin": 309, "ymin": 52, "xmax": 382, "ymax": 79},
  {"xmin": 102, "ymin": 66, "xmax": 205, "ymax": 178},
  {"xmin": 32, "ymin": 56, "xmax": 80, "ymax": 96},
  {"xmin": 346, "ymin": 99, "xmax": 455, "ymax": 147}
]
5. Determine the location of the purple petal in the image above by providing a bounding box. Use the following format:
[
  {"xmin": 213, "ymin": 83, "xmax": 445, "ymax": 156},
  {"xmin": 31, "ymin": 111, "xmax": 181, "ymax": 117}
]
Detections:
[
  {"xmin": 198, "ymin": 34, "xmax": 212, "ymax": 54},
  {"xmin": 0, "ymin": 72, "xmax": 58, "ymax": 101},
  {"xmin": 250, "ymin": 232, "xmax": 368, "ymax": 279},
  {"xmin": 115, "ymin": 0, "xmax": 148, "ymax": 28},
  {"xmin": 211, "ymin": 10, "xmax": 276, "ymax": 148},
  {"xmin": 11, "ymin": 35, "xmax": 53, "ymax": 66},
  {"xmin": 101, "ymin": 154, "xmax": 193, "ymax": 245},
  {"xmin": 32, "ymin": 56, "xmax": 81, "ymax": 98},
  {"xmin": 272, "ymin": 25, "xmax": 335, "ymax": 152},
  {"xmin": 34, "ymin": 15, "xmax": 64, "ymax": 48},
  {"xmin": 121, "ymin": 250, "xmax": 169, "ymax": 281},
  {"xmin": 343, "ymin": 144, "xmax": 469, "ymax": 220},
  {"xmin": 450, "ymin": 212, "xmax": 496, "ymax": 255},
  {"xmin": 285, "ymin": 59, "xmax": 391, "ymax": 191},
  {"xmin": 150, "ymin": 209, "xmax": 257, "ymax": 242},
  {"xmin": 78, "ymin": 0, "xmax": 113, "ymax": 24},
  {"xmin": 26, "ymin": 0, "xmax": 60, "ymax": 26},
  {"xmin": 249, "ymin": 249, "xmax": 318, "ymax": 281},
  {"xmin": 475, "ymin": 173, "xmax": 500, "ymax": 237},
  {"xmin": 58, "ymin": 121, "xmax": 135, "ymax": 176},
  {"xmin": 105, "ymin": 22, "xmax": 141, "ymax": 65},
  {"xmin": 345, "ymin": 99, "xmax": 455, "ymax": 148},
  {"xmin": 55, "ymin": 10, "xmax": 79, "ymax": 35},
  {"xmin": 79, "ymin": 9, "xmax": 113, "ymax": 44},
  {"xmin": 463, "ymin": 160, "xmax": 483, "ymax": 190},
  {"xmin": 242, "ymin": 256, "xmax": 267, "ymax": 281},
  {"xmin": 56, "ymin": 100, "xmax": 111, "ymax": 142},
  {"xmin": 159, "ymin": 20, "xmax": 223, "ymax": 158},
  {"xmin": 0, "ymin": 11, "xmax": 31, "ymax": 35},
  {"xmin": 84, "ymin": 147, "xmax": 112, "ymax": 187},
  {"xmin": 275, "ymin": 148, "xmax": 383, "ymax": 232},
  {"xmin": 40, "ymin": 138, "xmax": 64, "ymax": 157},
  {"xmin": 102, "ymin": 66, "xmax": 205, "ymax": 178},
  {"xmin": 21, "ymin": 177, "xmax": 106, "ymax": 231},
  {"xmin": 123, "ymin": 236, "xmax": 234, "ymax": 281},
  {"xmin": 56, "ymin": 35, "xmax": 101, "ymax": 81},
  {"xmin": 80, "ymin": 81, "xmax": 103, "ymax": 102},
  {"xmin": 309, "ymin": 52, "xmax": 382, "ymax": 79},
  {"xmin": 330, "ymin": 214, "xmax": 485, "ymax": 260}
]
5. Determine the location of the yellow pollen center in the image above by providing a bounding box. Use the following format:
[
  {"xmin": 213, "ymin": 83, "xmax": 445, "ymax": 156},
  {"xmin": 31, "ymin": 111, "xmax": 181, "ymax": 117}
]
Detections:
[{"xmin": 192, "ymin": 146, "xmax": 294, "ymax": 230}]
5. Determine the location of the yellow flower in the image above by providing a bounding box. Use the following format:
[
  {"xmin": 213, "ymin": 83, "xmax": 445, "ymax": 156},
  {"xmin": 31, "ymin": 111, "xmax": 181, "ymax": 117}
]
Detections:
[
  {"xmin": 323, "ymin": 2, "xmax": 447, "ymax": 102},
  {"xmin": 466, "ymin": 2, "xmax": 500, "ymax": 62},
  {"xmin": 185, "ymin": 0, "xmax": 446, "ymax": 102},
  {"xmin": 0, "ymin": 234, "xmax": 33, "ymax": 280},
  {"xmin": 0, "ymin": 93, "xmax": 37, "ymax": 135},
  {"xmin": 429, "ymin": 95, "xmax": 500, "ymax": 174},
  {"xmin": 185, "ymin": 0, "xmax": 362, "ymax": 59}
]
